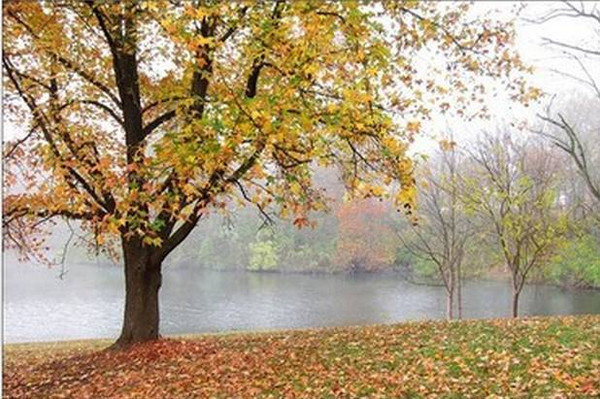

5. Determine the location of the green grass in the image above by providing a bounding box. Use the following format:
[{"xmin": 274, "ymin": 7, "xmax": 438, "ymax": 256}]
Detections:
[{"xmin": 3, "ymin": 315, "xmax": 599, "ymax": 398}]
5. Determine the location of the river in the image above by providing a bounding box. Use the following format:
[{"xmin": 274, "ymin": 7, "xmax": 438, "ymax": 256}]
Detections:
[{"xmin": 4, "ymin": 262, "xmax": 600, "ymax": 343}]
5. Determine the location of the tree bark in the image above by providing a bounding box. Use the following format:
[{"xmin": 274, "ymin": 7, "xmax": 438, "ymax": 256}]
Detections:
[
  {"xmin": 456, "ymin": 262, "xmax": 463, "ymax": 319},
  {"xmin": 446, "ymin": 266, "xmax": 456, "ymax": 320},
  {"xmin": 511, "ymin": 288, "xmax": 520, "ymax": 318},
  {"xmin": 446, "ymin": 287, "xmax": 454, "ymax": 320},
  {"xmin": 113, "ymin": 239, "xmax": 163, "ymax": 348}
]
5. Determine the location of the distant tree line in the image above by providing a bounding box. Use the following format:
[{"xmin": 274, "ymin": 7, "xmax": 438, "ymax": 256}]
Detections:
[{"xmin": 171, "ymin": 119, "xmax": 598, "ymax": 310}]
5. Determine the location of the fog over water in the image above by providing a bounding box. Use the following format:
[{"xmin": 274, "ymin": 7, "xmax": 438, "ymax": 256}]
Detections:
[{"xmin": 4, "ymin": 261, "xmax": 599, "ymax": 343}]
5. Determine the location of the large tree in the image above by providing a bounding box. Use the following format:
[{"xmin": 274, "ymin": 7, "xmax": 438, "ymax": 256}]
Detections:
[{"xmin": 3, "ymin": 0, "xmax": 530, "ymax": 346}]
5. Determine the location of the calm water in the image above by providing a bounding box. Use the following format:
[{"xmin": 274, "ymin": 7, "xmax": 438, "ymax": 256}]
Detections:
[{"xmin": 4, "ymin": 262, "xmax": 600, "ymax": 343}]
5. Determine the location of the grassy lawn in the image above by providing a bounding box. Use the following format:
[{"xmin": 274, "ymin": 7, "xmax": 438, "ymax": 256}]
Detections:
[{"xmin": 3, "ymin": 315, "xmax": 599, "ymax": 398}]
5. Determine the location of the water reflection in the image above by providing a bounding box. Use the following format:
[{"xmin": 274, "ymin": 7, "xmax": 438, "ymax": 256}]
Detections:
[{"xmin": 4, "ymin": 262, "xmax": 600, "ymax": 343}]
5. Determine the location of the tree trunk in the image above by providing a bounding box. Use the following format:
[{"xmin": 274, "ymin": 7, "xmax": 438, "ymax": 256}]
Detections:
[
  {"xmin": 456, "ymin": 262, "xmax": 463, "ymax": 319},
  {"xmin": 113, "ymin": 239, "xmax": 163, "ymax": 348},
  {"xmin": 511, "ymin": 288, "xmax": 520, "ymax": 318},
  {"xmin": 446, "ymin": 288, "xmax": 454, "ymax": 320},
  {"xmin": 446, "ymin": 266, "xmax": 455, "ymax": 320}
]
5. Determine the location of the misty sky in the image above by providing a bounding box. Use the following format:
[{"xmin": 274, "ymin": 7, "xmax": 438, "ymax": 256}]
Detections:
[{"xmin": 410, "ymin": 1, "xmax": 600, "ymax": 153}]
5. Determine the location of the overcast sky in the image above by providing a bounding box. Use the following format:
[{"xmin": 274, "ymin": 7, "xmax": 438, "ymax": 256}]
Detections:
[{"xmin": 409, "ymin": 1, "xmax": 600, "ymax": 153}]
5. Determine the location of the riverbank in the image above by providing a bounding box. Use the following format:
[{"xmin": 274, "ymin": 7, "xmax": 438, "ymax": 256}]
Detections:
[{"xmin": 4, "ymin": 315, "xmax": 599, "ymax": 398}]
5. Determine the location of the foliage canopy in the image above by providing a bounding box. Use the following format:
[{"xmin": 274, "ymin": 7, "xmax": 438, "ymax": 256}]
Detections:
[{"xmin": 3, "ymin": 0, "xmax": 532, "ymax": 263}]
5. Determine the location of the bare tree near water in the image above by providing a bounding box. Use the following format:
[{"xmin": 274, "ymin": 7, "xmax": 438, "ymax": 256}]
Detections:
[{"xmin": 396, "ymin": 138, "xmax": 471, "ymax": 320}]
